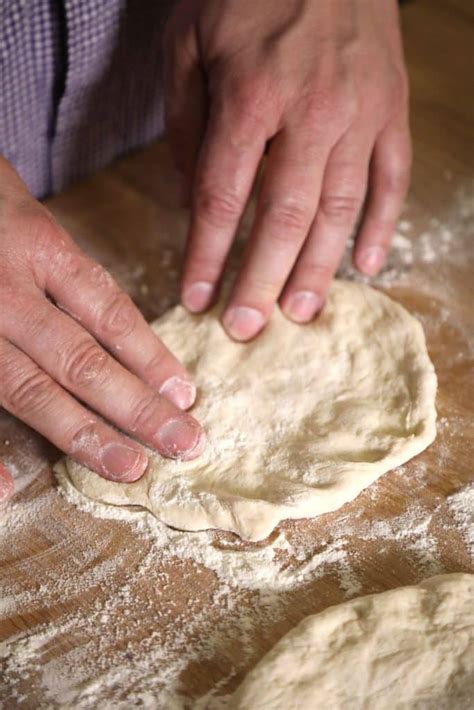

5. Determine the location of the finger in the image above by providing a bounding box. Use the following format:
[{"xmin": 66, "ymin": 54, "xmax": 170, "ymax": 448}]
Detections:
[
  {"xmin": 0, "ymin": 462, "xmax": 15, "ymax": 503},
  {"xmin": 221, "ymin": 128, "xmax": 329, "ymax": 341},
  {"xmin": 4, "ymin": 298, "xmax": 205, "ymax": 462},
  {"xmin": 353, "ymin": 118, "xmax": 411, "ymax": 275},
  {"xmin": 34, "ymin": 232, "xmax": 196, "ymax": 411},
  {"xmin": 0, "ymin": 338, "xmax": 148, "ymax": 482},
  {"xmin": 280, "ymin": 128, "xmax": 373, "ymax": 322},
  {"xmin": 180, "ymin": 90, "xmax": 269, "ymax": 313},
  {"xmin": 164, "ymin": 10, "xmax": 207, "ymax": 206}
]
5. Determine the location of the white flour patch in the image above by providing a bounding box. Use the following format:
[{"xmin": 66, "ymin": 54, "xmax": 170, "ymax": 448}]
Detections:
[
  {"xmin": 446, "ymin": 484, "xmax": 474, "ymax": 557},
  {"xmin": 337, "ymin": 184, "xmax": 473, "ymax": 290},
  {"xmin": 54, "ymin": 464, "xmax": 351, "ymax": 593}
]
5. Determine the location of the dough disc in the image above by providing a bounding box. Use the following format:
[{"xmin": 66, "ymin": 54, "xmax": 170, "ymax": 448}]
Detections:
[
  {"xmin": 60, "ymin": 280, "xmax": 437, "ymax": 541},
  {"xmin": 229, "ymin": 574, "xmax": 474, "ymax": 709}
]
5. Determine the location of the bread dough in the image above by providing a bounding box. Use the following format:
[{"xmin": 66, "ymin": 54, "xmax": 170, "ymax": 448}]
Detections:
[
  {"xmin": 229, "ymin": 573, "xmax": 474, "ymax": 709},
  {"xmin": 60, "ymin": 280, "xmax": 437, "ymax": 541}
]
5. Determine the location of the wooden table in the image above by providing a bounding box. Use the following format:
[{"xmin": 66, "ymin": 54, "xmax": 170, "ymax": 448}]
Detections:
[{"xmin": 1, "ymin": 1, "xmax": 473, "ymax": 706}]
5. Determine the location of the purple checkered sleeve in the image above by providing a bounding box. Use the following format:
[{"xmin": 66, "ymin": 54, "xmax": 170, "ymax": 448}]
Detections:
[{"xmin": 0, "ymin": 1, "xmax": 175, "ymax": 199}]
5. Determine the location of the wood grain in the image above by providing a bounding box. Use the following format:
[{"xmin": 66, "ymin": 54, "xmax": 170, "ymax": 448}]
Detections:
[{"xmin": 1, "ymin": 0, "xmax": 473, "ymax": 706}]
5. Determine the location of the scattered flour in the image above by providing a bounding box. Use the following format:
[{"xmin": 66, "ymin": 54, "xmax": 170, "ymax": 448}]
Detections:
[
  {"xmin": 2, "ymin": 451, "xmax": 471, "ymax": 708},
  {"xmin": 446, "ymin": 484, "xmax": 474, "ymax": 557},
  {"xmin": 1, "ymin": 186, "xmax": 473, "ymax": 707},
  {"xmin": 54, "ymin": 464, "xmax": 349, "ymax": 594},
  {"xmin": 338, "ymin": 182, "xmax": 473, "ymax": 289}
]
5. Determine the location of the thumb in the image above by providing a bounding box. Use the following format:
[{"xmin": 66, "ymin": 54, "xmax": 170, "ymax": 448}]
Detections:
[
  {"xmin": 164, "ymin": 9, "xmax": 207, "ymax": 207},
  {"xmin": 0, "ymin": 462, "xmax": 14, "ymax": 503}
]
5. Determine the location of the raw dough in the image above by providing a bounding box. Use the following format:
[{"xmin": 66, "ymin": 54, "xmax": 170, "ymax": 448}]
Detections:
[
  {"xmin": 60, "ymin": 280, "xmax": 437, "ymax": 541},
  {"xmin": 229, "ymin": 573, "xmax": 474, "ymax": 710}
]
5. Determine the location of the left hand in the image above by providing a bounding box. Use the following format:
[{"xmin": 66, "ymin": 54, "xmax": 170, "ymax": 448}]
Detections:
[
  {"xmin": 164, "ymin": 0, "xmax": 411, "ymax": 340},
  {"xmin": 0, "ymin": 463, "xmax": 14, "ymax": 504}
]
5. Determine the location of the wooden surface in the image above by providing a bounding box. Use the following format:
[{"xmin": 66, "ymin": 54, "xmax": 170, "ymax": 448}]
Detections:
[{"xmin": 1, "ymin": 1, "xmax": 473, "ymax": 706}]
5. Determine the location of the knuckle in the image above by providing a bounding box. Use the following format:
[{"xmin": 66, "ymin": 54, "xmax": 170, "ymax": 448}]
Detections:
[
  {"xmin": 19, "ymin": 203, "xmax": 56, "ymax": 238},
  {"xmin": 301, "ymin": 261, "xmax": 334, "ymax": 284},
  {"xmin": 69, "ymin": 422, "xmax": 101, "ymax": 456},
  {"xmin": 64, "ymin": 340, "xmax": 108, "ymax": 387},
  {"xmin": 302, "ymin": 74, "xmax": 358, "ymax": 131},
  {"xmin": 3, "ymin": 367, "xmax": 55, "ymax": 417},
  {"xmin": 100, "ymin": 292, "xmax": 138, "ymax": 340},
  {"xmin": 143, "ymin": 350, "xmax": 169, "ymax": 381},
  {"xmin": 26, "ymin": 216, "xmax": 80, "ymax": 285},
  {"xmin": 185, "ymin": 253, "xmax": 222, "ymax": 281},
  {"xmin": 319, "ymin": 194, "xmax": 361, "ymax": 224},
  {"xmin": 7, "ymin": 204, "xmax": 69, "ymax": 282},
  {"xmin": 241, "ymin": 274, "xmax": 276, "ymax": 299},
  {"xmin": 373, "ymin": 68, "xmax": 409, "ymax": 124},
  {"xmin": 213, "ymin": 76, "xmax": 273, "ymax": 141},
  {"xmin": 227, "ymin": 75, "xmax": 273, "ymax": 119},
  {"xmin": 129, "ymin": 394, "xmax": 160, "ymax": 434},
  {"xmin": 304, "ymin": 86, "xmax": 333, "ymax": 120},
  {"xmin": 304, "ymin": 83, "xmax": 340, "ymax": 121},
  {"xmin": 391, "ymin": 67, "xmax": 409, "ymax": 107},
  {"xmin": 262, "ymin": 199, "xmax": 311, "ymax": 235},
  {"xmin": 27, "ymin": 209, "xmax": 67, "ymax": 260},
  {"xmin": 380, "ymin": 165, "xmax": 410, "ymax": 195},
  {"xmin": 231, "ymin": 76, "xmax": 265, "ymax": 106},
  {"xmin": 194, "ymin": 188, "xmax": 243, "ymax": 228}
]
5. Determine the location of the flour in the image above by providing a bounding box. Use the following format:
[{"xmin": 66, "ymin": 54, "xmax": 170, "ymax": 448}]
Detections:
[
  {"xmin": 55, "ymin": 465, "xmax": 352, "ymax": 593},
  {"xmin": 447, "ymin": 484, "xmax": 474, "ymax": 557},
  {"xmin": 1, "ymin": 188, "xmax": 473, "ymax": 707},
  {"xmin": 2, "ymin": 449, "xmax": 47, "ymax": 496},
  {"xmin": 337, "ymin": 184, "xmax": 474, "ymax": 290},
  {"xmin": 1, "ymin": 445, "xmax": 471, "ymax": 707}
]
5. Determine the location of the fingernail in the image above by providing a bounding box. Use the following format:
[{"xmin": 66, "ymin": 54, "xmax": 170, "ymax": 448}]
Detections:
[
  {"xmin": 183, "ymin": 281, "xmax": 214, "ymax": 313},
  {"xmin": 284, "ymin": 290, "xmax": 324, "ymax": 323},
  {"xmin": 176, "ymin": 170, "xmax": 190, "ymax": 208},
  {"xmin": 223, "ymin": 306, "xmax": 265, "ymax": 341},
  {"xmin": 156, "ymin": 417, "xmax": 205, "ymax": 460},
  {"xmin": 159, "ymin": 375, "xmax": 196, "ymax": 410},
  {"xmin": 358, "ymin": 246, "xmax": 385, "ymax": 275},
  {"xmin": 101, "ymin": 443, "xmax": 148, "ymax": 482}
]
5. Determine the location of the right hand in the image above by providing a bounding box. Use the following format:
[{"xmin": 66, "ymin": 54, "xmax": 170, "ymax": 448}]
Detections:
[{"xmin": 0, "ymin": 157, "xmax": 205, "ymax": 497}]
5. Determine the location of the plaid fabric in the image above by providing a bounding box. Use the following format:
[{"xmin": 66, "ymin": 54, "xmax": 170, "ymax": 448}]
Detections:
[
  {"xmin": 0, "ymin": 0, "xmax": 61, "ymax": 197},
  {"xmin": 0, "ymin": 1, "xmax": 175, "ymax": 198}
]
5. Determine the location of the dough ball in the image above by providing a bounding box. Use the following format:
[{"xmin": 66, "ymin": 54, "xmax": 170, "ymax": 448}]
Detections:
[{"xmin": 230, "ymin": 574, "xmax": 474, "ymax": 709}]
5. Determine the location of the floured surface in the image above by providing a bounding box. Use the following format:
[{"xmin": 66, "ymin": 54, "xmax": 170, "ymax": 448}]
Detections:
[
  {"xmin": 62, "ymin": 281, "xmax": 437, "ymax": 541},
  {"xmin": 1, "ymin": 463, "xmax": 473, "ymax": 708},
  {"xmin": 229, "ymin": 574, "xmax": 474, "ymax": 710},
  {"xmin": 1, "ymin": 166, "xmax": 473, "ymax": 706},
  {"xmin": 1, "ymin": 173, "xmax": 473, "ymax": 706}
]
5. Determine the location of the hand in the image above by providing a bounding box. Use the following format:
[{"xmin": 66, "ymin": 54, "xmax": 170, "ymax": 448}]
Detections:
[
  {"xmin": 0, "ymin": 463, "xmax": 14, "ymax": 503},
  {"xmin": 165, "ymin": 0, "xmax": 411, "ymax": 340},
  {"xmin": 0, "ymin": 157, "xmax": 205, "ymax": 488}
]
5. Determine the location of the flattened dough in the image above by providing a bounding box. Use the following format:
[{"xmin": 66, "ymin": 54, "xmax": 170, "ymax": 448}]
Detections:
[
  {"xmin": 230, "ymin": 573, "xmax": 474, "ymax": 710},
  {"xmin": 60, "ymin": 281, "xmax": 437, "ymax": 541}
]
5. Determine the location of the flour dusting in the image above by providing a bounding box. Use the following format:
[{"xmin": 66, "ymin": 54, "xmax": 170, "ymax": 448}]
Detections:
[
  {"xmin": 446, "ymin": 484, "xmax": 474, "ymax": 557},
  {"xmin": 2, "ymin": 447, "xmax": 471, "ymax": 708},
  {"xmin": 1, "ymin": 189, "xmax": 473, "ymax": 708}
]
